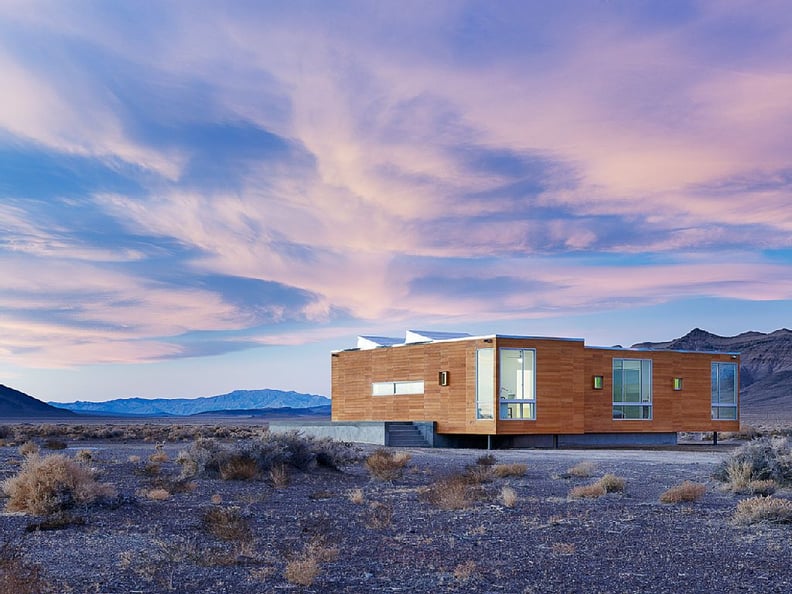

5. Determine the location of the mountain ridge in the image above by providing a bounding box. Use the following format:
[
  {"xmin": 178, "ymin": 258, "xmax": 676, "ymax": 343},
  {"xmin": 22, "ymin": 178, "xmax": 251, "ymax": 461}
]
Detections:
[
  {"xmin": 49, "ymin": 389, "xmax": 330, "ymax": 417},
  {"xmin": 0, "ymin": 384, "xmax": 77, "ymax": 418}
]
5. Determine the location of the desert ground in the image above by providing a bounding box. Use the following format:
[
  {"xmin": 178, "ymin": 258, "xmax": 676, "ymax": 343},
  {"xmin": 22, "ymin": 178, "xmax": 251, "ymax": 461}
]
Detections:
[{"xmin": 1, "ymin": 423, "xmax": 791, "ymax": 593}]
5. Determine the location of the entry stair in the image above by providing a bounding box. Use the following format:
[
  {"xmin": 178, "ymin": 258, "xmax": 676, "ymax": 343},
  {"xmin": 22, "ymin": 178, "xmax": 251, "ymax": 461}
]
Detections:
[{"xmin": 385, "ymin": 422, "xmax": 430, "ymax": 447}]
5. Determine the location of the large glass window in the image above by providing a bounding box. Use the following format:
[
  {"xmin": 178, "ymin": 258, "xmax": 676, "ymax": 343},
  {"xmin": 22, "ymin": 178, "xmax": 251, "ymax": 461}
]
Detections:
[
  {"xmin": 712, "ymin": 362, "xmax": 738, "ymax": 420},
  {"xmin": 371, "ymin": 380, "xmax": 424, "ymax": 396},
  {"xmin": 476, "ymin": 348, "xmax": 494, "ymax": 419},
  {"xmin": 612, "ymin": 359, "xmax": 652, "ymax": 419},
  {"xmin": 499, "ymin": 348, "xmax": 536, "ymax": 420}
]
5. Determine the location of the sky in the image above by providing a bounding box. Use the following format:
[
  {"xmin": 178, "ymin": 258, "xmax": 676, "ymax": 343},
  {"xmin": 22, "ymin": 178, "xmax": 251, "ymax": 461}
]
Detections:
[{"xmin": 1, "ymin": 1, "xmax": 791, "ymax": 403}]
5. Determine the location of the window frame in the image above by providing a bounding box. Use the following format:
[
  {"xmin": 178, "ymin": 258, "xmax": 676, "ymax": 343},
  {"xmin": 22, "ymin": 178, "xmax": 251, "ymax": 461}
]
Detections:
[
  {"xmin": 711, "ymin": 362, "xmax": 738, "ymax": 420},
  {"xmin": 498, "ymin": 347, "xmax": 537, "ymax": 421},
  {"xmin": 612, "ymin": 358, "xmax": 653, "ymax": 420},
  {"xmin": 371, "ymin": 380, "xmax": 424, "ymax": 396}
]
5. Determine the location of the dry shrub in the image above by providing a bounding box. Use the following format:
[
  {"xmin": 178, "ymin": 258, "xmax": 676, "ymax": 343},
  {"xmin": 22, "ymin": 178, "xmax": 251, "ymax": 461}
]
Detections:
[
  {"xmin": 716, "ymin": 436, "xmax": 792, "ymax": 490},
  {"xmin": 128, "ymin": 455, "xmax": 141, "ymax": 464},
  {"xmin": 566, "ymin": 461, "xmax": 596, "ymax": 477},
  {"xmin": 365, "ymin": 449, "xmax": 411, "ymax": 481},
  {"xmin": 500, "ymin": 486, "xmax": 518, "ymax": 508},
  {"xmin": 42, "ymin": 439, "xmax": 67, "ymax": 451},
  {"xmin": 733, "ymin": 496, "xmax": 792, "ymax": 525},
  {"xmin": 19, "ymin": 441, "xmax": 39, "ymax": 457},
  {"xmin": 202, "ymin": 506, "xmax": 253, "ymax": 543},
  {"xmin": 148, "ymin": 445, "xmax": 169, "ymax": 464},
  {"xmin": 210, "ymin": 493, "xmax": 223, "ymax": 505},
  {"xmin": 269, "ymin": 464, "xmax": 290, "ymax": 488},
  {"xmin": 597, "ymin": 473, "xmax": 626, "ymax": 493},
  {"xmin": 454, "ymin": 560, "xmax": 476, "ymax": 581},
  {"xmin": 746, "ymin": 479, "xmax": 777, "ymax": 496},
  {"xmin": 422, "ymin": 472, "xmax": 485, "ymax": 510},
  {"xmin": 569, "ymin": 483, "xmax": 606, "ymax": 499},
  {"xmin": 659, "ymin": 481, "xmax": 706, "ymax": 503},
  {"xmin": 306, "ymin": 535, "xmax": 339, "ymax": 563},
  {"xmin": 463, "ymin": 464, "xmax": 493, "ymax": 484},
  {"xmin": 492, "ymin": 463, "xmax": 527, "ymax": 478},
  {"xmin": 284, "ymin": 556, "xmax": 320, "ymax": 586},
  {"xmin": 348, "ymin": 488, "xmax": 365, "ymax": 505},
  {"xmin": 0, "ymin": 540, "xmax": 52, "ymax": 594},
  {"xmin": 145, "ymin": 488, "xmax": 171, "ymax": 501},
  {"xmin": 75, "ymin": 450, "xmax": 93, "ymax": 463},
  {"xmin": 2, "ymin": 454, "xmax": 116, "ymax": 515},
  {"xmin": 219, "ymin": 454, "xmax": 259, "ymax": 481},
  {"xmin": 476, "ymin": 453, "xmax": 497, "ymax": 466},
  {"xmin": 365, "ymin": 501, "xmax": 393, "ymax": 529}
]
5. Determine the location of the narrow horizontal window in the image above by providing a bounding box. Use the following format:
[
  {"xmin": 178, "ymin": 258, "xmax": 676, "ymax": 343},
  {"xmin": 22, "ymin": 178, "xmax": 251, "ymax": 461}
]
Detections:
[{"xmin": 372, "ymin": 380, "xmax": 424, "ymax": 396}]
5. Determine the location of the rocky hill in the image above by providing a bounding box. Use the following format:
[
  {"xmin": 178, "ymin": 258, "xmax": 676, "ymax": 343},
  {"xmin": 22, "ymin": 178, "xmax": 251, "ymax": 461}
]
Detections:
[
  {"xmin": 0, "ymin": 384, "xmax": 77, "ymax": 418},
  {"xmin": 49, "ymin": 389, "xmax": 331, "ymax": 417},
  {"xmin": 632, "ymin": 328, "xmax": 792, "ymax": 415}
]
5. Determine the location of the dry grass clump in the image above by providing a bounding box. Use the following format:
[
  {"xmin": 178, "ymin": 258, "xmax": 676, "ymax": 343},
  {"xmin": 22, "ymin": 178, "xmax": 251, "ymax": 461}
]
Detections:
[
  {"xmin": 500, "ymin": 486, "xmax": 518, "ymax": 508},
  {"xmin": 219, "ymin": 453, "xmax": 259, "ymax": 481},
  {"xmin": 75, "ymin": 449, "xmax": 93, "ymax": 463},
  {"xmin": 283, "ymin": 536, "xmax": 339, "ymax": 586},
  {"xmin": 348, "ymin": 488, "xmax": 365, "ymax": 505},
  {"xmin": 42, "ymin": 438, "xmax": 67, "ymax": 451},
  {"xmin": 492, "ymin": 463, "xmax": 527, "ymax": 478},
  {"xmin": 422, "ymin": 472, "xmax": 486, "ymax": 510},
  {"xmin": 365, "ymin": 449, "xmax": 411, "ymax": 481},
  {"xmin": 569, "ymin": 482, "xmax": 607, "ymax": 499},
  {"xmin": 566, "ymin": 461, "xmax": 596, "ymax": 477},
  {"xmin": 552, "ymin": 542, "xmax": 576, "ymax": 555},
  {"xmin": 144, "ymin": 488, "xmax": 171, "ymax": 501},
  {"xmin": 746, "ymin": 479, "xmax": 777, "ymax": 496},
  {"xmin": 0, "ymin": 540, "xmax": 52, "ymax": 594},
  {"xmin": 716, "ymin": 436, "xmax": 792, "ymax": 491},
  {"xmin": 202, "ymin": 506, "xmax": 253, "ymax": 543},
  {"xmin": 597, "ymin": 473, "xmax": 626, "ymax": 493},
  {"xmin": 269, "ymin": 464, "xmax": 290, "ymax": 488},
  {"xmin": 476, "ymin": 453, "xmax": 497, "ymax": 466},
  {"xmin": 733, "ymin": 496, "xmax": 792, "ymax": 525},
  {"xmin": 2, "ymin": 454, "xmax": 116, "ymax": 515},
  {"xmin": 659, "ymin": 481, "xmax": 707, "ymax": 503},
  {"xmin": 18, "ymin": 441, "xmax": 39, "ymax": 457}
]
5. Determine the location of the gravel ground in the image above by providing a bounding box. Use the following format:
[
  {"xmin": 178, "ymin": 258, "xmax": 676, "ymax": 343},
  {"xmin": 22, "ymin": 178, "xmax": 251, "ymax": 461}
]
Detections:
[{"xmin": 1, "ymin": 437, "xmax": 791, "ymax": 593}]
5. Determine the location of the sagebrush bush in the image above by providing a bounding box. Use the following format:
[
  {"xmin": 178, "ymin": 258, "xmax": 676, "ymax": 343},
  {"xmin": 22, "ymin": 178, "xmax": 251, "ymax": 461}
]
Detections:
[
  {"xmin": 2, "ymin": 454, "xmax": 116, "ymax": 515},
  {"xmin": 733, "ymin": 496, "xmax": 792, "ymax": 525},
  {"xmin": 269, "ymin": 464, "xmax": 290, "ymax": 488},
  {"xmin": 746, "ymin": 479, "xmax": 777, "ymax": 496},
  {"xmin": 659, "ymin": 481, "xmax": 706, "ymax": 503},
  {"xmin": 715, "ymin": 436, "xmax": 792, "ymax": 490},
  {"xmin": 365, "ymin": 449, "xmax": 411, "ymax": 481},
  {"xmin": 18, "ymin": 441, "xmax": 39, "ymax": 457},
  {"xmin": 42, "ymin": 438, "xmax": 67, "ymax": 451},
  {"xmin": 476, "ymin": 453, "xmax": 497, "ymax": 466},
  {"xmin": 218, "ymin": 453, "xmax": 259, "ymax": 481}
]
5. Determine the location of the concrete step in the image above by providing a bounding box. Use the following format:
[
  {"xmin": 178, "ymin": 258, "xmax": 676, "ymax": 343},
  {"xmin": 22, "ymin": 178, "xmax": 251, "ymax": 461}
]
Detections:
[{"xmin": 385, "ymin": 423, "xmax": 430, "ymax": 447}]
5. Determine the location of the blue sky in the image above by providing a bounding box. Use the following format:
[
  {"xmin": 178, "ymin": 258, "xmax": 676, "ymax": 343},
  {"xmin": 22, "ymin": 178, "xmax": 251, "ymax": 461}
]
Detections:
[{"xmin": 1, "ymin": 1, "xmax": 791, "ymax": 402}]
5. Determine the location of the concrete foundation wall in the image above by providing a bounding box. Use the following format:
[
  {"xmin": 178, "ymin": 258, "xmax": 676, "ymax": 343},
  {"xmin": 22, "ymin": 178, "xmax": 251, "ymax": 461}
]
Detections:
[{"xmin": 268, "ymin": 421, "xmax": 387, "ymax": 445}]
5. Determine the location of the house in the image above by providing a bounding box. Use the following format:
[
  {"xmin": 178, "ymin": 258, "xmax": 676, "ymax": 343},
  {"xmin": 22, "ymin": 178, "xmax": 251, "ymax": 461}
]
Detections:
[{"xmin": 330, "ymin": 330, "xmax": 740, "ymax": 447}]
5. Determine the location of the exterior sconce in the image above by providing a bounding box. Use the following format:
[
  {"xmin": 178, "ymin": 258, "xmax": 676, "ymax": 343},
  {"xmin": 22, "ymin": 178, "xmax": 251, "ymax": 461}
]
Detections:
[
  {"xmin": 438, "ymin": 371, "xmax": 449, "ymax": 386},
  {"xmin": 593, "ymin": 375, "xmax": 604, "ymax": 390},
  {"xmin": 483, "ymin": 338, "xmax": 493, "ymax": 343},
  {"xmin": 673, "ymin": 378, "xmax": 683, "ymax": 391}
]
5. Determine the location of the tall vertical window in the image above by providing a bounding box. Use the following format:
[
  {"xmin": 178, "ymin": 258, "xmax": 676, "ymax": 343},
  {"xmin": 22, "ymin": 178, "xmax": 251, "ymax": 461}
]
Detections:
[
  {"xmin": 499, "ymin": 348, "xmax": 536, "ymax": 420},
  {"xmin": 476, "ymin": 348, "xmax": 494, "ymax": 419},
  {"xmin": 712, "ymin": 362, "xmax": 738, "ymax": 420},
  {"xmin": 612, "ymin": 359, "xmax": 652, "ymax": 419}
]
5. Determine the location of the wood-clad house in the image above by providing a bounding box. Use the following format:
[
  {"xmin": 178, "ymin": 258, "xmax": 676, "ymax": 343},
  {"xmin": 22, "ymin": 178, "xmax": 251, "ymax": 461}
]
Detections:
[{"xmin": 331, "ymin": 330, "xmax": 740, "ymax": 447}]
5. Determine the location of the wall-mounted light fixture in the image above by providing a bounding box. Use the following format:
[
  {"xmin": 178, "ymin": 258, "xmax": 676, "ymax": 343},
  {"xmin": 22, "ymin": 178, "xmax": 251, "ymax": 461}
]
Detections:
[
  {"xmin": 438, "ymin": 371, "xmax": 449, "ymax": 386},
  {"xmin": 483, "ymin": 338, "xmax": 493, "ymax": 343},
  {"xmin": 593, "ymin": 375, "xmax": 604, "ymax": 390},
  {"xmin": 673, "ymin": 377, "xmax": 683, "ymax": 391}
]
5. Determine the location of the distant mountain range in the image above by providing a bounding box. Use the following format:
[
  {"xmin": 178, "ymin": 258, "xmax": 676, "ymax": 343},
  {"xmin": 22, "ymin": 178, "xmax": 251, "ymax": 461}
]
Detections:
[
  {"xmin": 48, "ymin": 389, "xmax": 330, "ymax": 417},
  {"xmin": 633, "ymin": 328, "xmax": 792, "ymax": 416},
  {"xmin": 1, "ymin": 384, "xmax": 77, "ymax": 418}
]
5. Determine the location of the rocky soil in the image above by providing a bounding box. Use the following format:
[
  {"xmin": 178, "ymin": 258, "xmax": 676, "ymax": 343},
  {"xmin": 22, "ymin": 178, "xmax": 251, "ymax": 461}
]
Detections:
[{"xmin": 1, "ymin": 432, "xmax": 791, "ymax": 593}]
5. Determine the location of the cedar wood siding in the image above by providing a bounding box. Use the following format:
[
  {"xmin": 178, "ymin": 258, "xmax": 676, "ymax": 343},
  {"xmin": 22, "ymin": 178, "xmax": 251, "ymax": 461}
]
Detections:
[
  {"xmin": 331, "ymin": 337, "xmax": 739, "ymax": 435},
  {"xmin": 331, "ymin": 337, "xmax": 497, "ymax": 434},
  {"xmin": 583, "ymin": 349, "xmax": 739, "ymax": 433}
]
